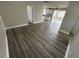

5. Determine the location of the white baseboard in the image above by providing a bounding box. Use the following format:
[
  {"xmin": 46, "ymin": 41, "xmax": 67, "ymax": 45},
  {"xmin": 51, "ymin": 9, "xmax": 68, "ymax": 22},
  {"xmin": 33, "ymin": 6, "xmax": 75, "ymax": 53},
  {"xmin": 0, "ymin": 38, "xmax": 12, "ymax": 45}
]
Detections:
[
  {"xmin": 65, "ymin": 40, "xmax": 71, "ymax": 58},
  {"xmin": 6, "ymin": 21, "xmax": 43, "ymax": 30},
  {"xmin": 33, "ymin": 21, "xmax": 43, "ymax": 24},
  {"xmin": 59, "ymin": 29, "xmax": 70, "ymax": 35},
  {"xmin": 6, "ymin": 23, "xmax": 28, "ymax": 30}
]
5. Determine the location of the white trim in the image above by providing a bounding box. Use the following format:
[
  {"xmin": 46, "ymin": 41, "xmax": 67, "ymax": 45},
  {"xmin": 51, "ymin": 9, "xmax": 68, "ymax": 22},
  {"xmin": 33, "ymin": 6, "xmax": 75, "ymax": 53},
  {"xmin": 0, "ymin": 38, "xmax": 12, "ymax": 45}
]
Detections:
[
  {"xmin": 0, "ymin": 15, "xmax": 9, "ymax": 58},
  {"xmin": 6, "ymin": 21, "xmax": 43, "ymax": 30},
  {"xmin": 3, "ymin": 25, "xmax": 9, "ymax": 58},
  {"xmin": 59, "ymin": 29, "xmax": 70, "ymax": 35},
  {"xmin": 33, "ymin": 21, "xmax": 43, "ymax": 24},
  {"xmin": 5, "ymin": 30, "xmax": 9, "ymax": 58},
  {"xmin": 6, "ymin": 23, "xmax": 28, "ymax": 30},
  {"xmin": 65, "ymin": 40, "xmax": 71, "ymax": 58},
  {"xmin": 2, "ymin": 25, "xmax": 9, "ymax": 58}
]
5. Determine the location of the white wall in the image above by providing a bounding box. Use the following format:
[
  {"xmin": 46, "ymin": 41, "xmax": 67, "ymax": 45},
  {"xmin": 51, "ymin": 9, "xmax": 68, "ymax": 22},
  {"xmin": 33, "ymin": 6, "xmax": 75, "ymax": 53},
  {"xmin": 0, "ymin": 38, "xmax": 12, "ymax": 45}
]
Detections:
[
  {"xmin": 0, "ymin": 1, "xmax": 44, "ymax": 28},
  {"xmin": 46, "ymin": 1, "xmax": 69, "ymax": 8},
  {"xmin": 60, "ymin": 2, "xmax": 79, "ymax": 33},
  {"xmin": 30, "ymin": 2, "xmax": 44, "ymax": 22},
  {"xmin": 0, "ymin": 16, "xmax": 9, "ymax": 58},
  {"xmin": 71, "ymin": 17, "xmax": 79, "ymax": 34},
  {"xmin": 66, "ymin": 32, "xmax": 79, "ymax": 58},
  {"xmin": 0, "ymin": 1, "xmax": 69, "ymax": 28},
  {"xmin": 63, "ymin": 2, "xmax": 79, "ymax": 58},
  {"xmin": 0, "ymin": 2, "xmax": 27, "ymax": 27}
]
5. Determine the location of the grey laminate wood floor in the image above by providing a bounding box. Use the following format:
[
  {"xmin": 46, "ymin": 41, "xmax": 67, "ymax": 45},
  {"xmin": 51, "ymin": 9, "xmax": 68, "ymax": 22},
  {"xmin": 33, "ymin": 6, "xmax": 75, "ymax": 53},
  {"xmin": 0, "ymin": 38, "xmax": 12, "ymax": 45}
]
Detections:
[{"xmin": 6, "ymin": 22, "xmax": 70, "ymax": 58}]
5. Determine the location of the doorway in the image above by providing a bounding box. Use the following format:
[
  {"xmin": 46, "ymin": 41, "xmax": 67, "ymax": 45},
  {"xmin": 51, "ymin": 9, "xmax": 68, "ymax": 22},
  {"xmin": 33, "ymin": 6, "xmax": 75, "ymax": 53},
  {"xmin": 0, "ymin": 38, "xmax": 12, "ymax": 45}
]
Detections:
[
  {"xmin": 43, "ymin": 8, "xmax": 53, "ymax": 22},
  {"xmin": 27, "ymin": 6, "xmax": 33, "ymax": 24},
  {"xmin": 51, "ymin": 10, "xmax": 66, "ymax": 33}
]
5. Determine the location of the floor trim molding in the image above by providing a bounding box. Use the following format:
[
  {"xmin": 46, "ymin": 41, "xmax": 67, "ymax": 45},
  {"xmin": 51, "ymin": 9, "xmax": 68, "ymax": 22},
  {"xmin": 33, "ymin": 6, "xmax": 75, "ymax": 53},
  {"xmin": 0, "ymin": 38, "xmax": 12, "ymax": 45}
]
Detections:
[
  {"xmin": 65, "ymin": 40, "xmax": 71, "ymax": 58},
  {"xmin": 6, "ymin": 21, "xmax": 44, "ymax": 30},
  {"xmin": 5, "ymin": 24, "xmax": 28, "ymax": 30},
  {"xmin": 59, "ymin": 29, "xmax": 70, "ymax": 35}
]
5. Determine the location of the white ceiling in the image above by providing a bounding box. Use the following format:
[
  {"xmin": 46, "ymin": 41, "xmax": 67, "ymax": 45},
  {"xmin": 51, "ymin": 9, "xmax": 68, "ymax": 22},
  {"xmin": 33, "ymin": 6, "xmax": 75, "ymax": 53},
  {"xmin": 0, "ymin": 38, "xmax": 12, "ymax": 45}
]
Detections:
[
  {"xmin": 0, "ymin": 1, "xmax": 69, "ymax": 8},
  {"xmin": 43, "ymin": 1, "xmax": 69, "ymax": 8}
]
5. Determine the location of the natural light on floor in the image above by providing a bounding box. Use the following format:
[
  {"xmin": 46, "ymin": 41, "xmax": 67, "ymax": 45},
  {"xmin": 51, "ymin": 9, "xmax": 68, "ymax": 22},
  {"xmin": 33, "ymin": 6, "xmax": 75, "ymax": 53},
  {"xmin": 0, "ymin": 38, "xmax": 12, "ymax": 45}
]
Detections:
[{"xmin": 50, "ymin": 10, "xmax": 66, "ymax": 34}]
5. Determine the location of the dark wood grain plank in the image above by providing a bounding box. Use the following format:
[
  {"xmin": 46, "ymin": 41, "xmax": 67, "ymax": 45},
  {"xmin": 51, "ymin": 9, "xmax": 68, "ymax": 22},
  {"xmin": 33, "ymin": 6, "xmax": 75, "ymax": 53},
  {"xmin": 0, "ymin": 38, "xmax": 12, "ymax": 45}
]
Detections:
[{"xmin": 6, "ymin": 22, "xmax": 70, "ymax": 58}]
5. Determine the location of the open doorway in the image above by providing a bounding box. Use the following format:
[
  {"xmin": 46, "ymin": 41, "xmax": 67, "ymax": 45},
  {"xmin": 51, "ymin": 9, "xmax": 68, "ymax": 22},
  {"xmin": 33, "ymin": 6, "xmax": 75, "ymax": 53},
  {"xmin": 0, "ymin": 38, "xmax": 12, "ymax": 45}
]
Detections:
[
  {"xmin": 51, "ymin": 10, "xmax": 66, "ymax": 33},
  {"xmin": 42, "ymin": 7, "xmax": 66, "ymax": 33},
  {"xmin": 42, "ymin": 8, "xmax": 53, "ymax": 22},
  {"xmin": 27, "ymin": 6, "xmax": 33, "ymax": 24}
]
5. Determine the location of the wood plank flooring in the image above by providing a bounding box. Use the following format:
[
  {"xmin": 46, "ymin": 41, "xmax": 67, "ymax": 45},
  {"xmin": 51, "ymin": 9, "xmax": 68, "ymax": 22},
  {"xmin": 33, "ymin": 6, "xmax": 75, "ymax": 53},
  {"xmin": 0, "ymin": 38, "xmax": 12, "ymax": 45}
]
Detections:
[{"xmin": 6, "ymin": 22, "xmax": 70, "ymax": 58}]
